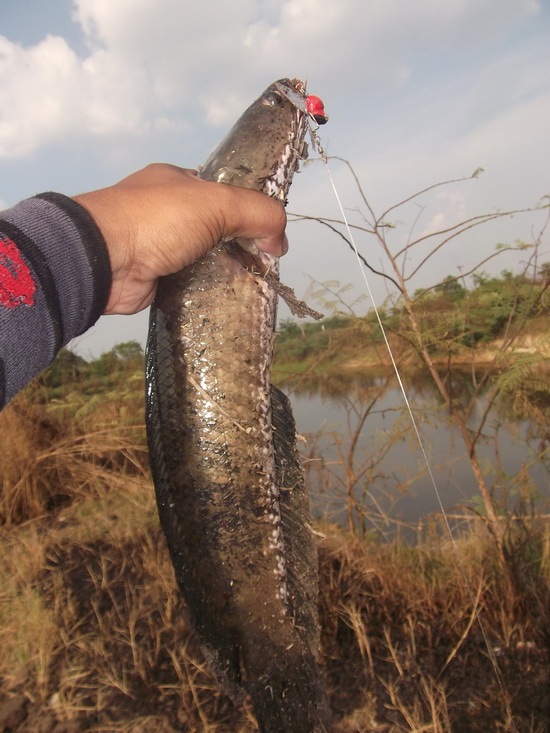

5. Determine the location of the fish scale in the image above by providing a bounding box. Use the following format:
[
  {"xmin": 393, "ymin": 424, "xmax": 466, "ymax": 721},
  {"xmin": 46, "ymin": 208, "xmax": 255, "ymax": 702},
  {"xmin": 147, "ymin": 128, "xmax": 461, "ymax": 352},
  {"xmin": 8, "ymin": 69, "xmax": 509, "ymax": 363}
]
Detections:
[{"xmin": 146, "ymin": 79, "xmax": 331, "ymax": 732}]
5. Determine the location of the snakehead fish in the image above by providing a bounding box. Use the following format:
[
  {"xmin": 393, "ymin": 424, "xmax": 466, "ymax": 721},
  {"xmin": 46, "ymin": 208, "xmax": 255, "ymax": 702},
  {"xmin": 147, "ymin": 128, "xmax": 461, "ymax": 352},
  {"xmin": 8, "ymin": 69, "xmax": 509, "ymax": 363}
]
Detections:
[{"xmin": 145, "ymin": 79, "xmax": 331, "ymax": 732}]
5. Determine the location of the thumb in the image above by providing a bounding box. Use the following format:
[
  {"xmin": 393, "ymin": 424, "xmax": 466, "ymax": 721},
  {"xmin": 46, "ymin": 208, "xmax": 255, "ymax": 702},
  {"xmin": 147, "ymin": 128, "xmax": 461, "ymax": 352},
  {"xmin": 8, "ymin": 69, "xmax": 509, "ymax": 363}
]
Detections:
[{"xmin": 220, "ymin": 185, "xmax": 289, "ymax": 256}]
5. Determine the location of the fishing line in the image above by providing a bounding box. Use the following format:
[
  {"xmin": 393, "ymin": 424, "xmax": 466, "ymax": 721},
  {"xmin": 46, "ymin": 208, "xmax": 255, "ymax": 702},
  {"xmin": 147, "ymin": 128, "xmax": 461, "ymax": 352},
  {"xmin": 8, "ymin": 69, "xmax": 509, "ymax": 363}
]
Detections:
[
  {"xmin": 320, "ymin": 155, "xmax": 449, "ymax": 524},
  {"xmin": 312, "ymin": 136, "xmax": 513, "ymax": 721}
]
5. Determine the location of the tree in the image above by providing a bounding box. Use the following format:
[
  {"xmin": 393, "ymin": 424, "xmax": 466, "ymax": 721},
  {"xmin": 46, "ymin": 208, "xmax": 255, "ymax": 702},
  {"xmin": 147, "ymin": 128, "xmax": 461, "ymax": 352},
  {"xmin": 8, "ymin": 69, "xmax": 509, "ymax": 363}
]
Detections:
[
  {"xmin": 89, "ymin": 341, "xmax": 144, "ymax": 379},
  {"xmin": 42, "ymin": 348, "xmax": 87, "ymax": 389},
  {"xmin": 291, "ymin": 160, "xmax": 550, "ymax": 568},
  {"xmin": 111, "ymin": 341, "xmax": 144, "ymax": 362}
]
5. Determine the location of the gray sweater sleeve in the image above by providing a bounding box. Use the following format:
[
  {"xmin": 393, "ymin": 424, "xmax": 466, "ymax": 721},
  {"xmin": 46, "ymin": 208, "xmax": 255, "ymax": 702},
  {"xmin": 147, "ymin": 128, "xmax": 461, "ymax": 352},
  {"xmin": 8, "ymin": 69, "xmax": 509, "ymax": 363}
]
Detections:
[{"xmin": 0, "ymin": 192, "xmax": 112, "ymax": 407}]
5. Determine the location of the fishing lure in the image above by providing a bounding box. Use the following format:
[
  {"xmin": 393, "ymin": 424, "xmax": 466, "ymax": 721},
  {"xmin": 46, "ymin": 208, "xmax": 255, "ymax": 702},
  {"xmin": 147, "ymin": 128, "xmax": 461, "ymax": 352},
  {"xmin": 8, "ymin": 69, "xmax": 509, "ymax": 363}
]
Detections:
[
  {"xmin": 306, "ymin": 95, "xmax": 329, "ymax": 125},
  {"xmin": 275, "ymin": 82, "xmax": 329, "ymax": 125}
]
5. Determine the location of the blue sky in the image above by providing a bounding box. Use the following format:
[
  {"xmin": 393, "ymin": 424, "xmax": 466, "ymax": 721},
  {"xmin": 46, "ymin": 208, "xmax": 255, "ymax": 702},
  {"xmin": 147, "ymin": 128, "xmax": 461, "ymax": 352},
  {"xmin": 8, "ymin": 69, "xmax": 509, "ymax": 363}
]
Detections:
[{"xmin": 1, "ymin": 0, "xmax": 549, "ymax": 358}]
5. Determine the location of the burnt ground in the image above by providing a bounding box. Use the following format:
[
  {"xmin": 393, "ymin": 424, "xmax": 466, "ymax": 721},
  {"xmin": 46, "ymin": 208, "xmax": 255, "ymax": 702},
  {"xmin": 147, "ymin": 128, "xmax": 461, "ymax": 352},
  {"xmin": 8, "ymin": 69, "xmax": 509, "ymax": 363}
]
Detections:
[{"xmin": 1, "ymin": 523, "xmax": 549, "ymax": 733}]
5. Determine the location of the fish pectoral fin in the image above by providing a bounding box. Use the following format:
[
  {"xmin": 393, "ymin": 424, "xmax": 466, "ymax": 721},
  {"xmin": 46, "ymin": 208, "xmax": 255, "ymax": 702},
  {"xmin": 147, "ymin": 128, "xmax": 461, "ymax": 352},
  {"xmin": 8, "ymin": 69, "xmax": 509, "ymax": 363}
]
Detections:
[{"xmin": 264, "ymin": 271, "xmax": 324, "ymax": 320}]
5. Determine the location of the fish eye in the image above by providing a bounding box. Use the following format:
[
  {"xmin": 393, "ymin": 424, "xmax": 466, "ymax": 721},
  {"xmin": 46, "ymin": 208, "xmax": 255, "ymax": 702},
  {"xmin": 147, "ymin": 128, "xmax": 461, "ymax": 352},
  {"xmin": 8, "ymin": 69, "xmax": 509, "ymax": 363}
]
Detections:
[{"xmin": 262, "ymin": 91, "xmax": 283, "ymax": 107}]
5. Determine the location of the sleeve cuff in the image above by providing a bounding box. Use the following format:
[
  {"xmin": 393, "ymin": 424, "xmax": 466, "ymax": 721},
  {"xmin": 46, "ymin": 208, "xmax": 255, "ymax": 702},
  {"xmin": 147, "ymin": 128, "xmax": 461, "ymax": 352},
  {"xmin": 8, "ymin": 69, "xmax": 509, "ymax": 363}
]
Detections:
[
  {"xmin": 1, "ymin": 192, "xmax": 112, "ymax": 346},
  {"xmin": 0, "ymin": 193, "xmax": 112, "ymax": 405}
]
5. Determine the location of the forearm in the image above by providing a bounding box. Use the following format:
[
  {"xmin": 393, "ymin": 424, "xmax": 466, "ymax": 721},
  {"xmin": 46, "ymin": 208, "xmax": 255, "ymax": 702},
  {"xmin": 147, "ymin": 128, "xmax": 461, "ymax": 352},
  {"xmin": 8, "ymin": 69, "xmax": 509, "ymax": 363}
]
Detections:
[
  {"xmin": 0, "ymin": 193, "xmax": 111, "ymax": 407},
  {"xmin": 0, "ymin": 164, "xmax": 288, "ymax": 408}
]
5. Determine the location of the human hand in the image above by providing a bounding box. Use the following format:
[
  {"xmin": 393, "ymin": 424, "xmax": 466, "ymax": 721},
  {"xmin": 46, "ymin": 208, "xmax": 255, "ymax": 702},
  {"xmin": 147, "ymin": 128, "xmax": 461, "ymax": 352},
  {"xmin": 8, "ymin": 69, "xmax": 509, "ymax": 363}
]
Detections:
[{"xmin": 73, "ymin": 164, "xmax": 288, "ymax": 315}]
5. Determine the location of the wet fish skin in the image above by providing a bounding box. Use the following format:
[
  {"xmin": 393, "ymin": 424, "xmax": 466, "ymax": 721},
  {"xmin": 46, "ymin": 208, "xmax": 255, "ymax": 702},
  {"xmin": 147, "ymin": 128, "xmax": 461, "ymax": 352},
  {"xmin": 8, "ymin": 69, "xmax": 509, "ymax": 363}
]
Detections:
[{"xmin": 146, "ymin": 79, "xmax": 331, "ymax": 732}]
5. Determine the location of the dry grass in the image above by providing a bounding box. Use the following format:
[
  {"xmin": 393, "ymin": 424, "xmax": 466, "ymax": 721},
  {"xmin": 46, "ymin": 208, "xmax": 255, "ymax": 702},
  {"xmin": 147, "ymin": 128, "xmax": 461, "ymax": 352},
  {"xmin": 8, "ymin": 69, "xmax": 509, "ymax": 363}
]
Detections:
[
  {"xmin": 0, "ymin": 388, "xmax": 549, "ymax": 732},
  {"xmin": 317, "ymin": 523, "xmax": 549, "ymax": 732}
]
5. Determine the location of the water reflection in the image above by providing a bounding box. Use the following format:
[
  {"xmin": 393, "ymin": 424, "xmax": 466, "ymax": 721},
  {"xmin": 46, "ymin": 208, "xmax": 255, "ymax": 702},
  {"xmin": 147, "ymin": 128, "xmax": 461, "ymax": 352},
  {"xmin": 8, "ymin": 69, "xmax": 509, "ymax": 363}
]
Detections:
[{"xmin": 278, "ymin": 369, "xmax": 550, "ymax": 536}]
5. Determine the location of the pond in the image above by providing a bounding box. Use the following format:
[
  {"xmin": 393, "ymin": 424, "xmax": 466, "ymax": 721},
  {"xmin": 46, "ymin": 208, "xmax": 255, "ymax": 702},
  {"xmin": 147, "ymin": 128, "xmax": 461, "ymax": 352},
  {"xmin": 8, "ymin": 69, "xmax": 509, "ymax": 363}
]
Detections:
[{"xmin": 280, "ymin": 368, "xmax": 550, "ymax": 536}]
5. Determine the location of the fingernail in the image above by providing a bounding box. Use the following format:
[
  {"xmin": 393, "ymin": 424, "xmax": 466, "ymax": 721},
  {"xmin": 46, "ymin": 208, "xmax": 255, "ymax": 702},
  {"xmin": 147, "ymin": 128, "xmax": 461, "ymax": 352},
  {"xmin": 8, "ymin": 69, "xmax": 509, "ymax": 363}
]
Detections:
[
  {"xmin": 281, "ymin": 233, "xmax": 289, "ymax": 256},
  {"xmin": 254, "ymin": 232, "xmax": 288, "ymax": 257}
]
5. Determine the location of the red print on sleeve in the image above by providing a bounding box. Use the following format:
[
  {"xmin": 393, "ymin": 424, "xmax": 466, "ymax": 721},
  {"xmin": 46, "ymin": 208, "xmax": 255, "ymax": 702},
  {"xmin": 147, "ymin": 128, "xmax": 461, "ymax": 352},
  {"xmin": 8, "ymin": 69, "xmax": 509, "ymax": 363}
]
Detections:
[{"xmin": 0, "ymin": 236, "xmax": 36, "ymax": 308}]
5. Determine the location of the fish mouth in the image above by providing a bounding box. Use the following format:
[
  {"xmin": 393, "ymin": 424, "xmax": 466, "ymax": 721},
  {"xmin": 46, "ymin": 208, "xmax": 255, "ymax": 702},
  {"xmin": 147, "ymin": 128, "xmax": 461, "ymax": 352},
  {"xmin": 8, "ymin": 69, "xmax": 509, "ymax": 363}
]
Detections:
[
  {"xmin": 264, "ymin": 77, "xmax": 308, "ymax": 115},
  {"xmin": 288, "ymin": 77, "xmax": 307, "ymax": 94}
]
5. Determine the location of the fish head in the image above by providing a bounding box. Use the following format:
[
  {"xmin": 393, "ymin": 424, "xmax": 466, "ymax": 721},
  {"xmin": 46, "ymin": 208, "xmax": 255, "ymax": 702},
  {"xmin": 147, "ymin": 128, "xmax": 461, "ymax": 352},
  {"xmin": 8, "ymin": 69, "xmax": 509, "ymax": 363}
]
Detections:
[{"xmin": 199, "ymin": 78, "xmax": 311, "ymax": 202}]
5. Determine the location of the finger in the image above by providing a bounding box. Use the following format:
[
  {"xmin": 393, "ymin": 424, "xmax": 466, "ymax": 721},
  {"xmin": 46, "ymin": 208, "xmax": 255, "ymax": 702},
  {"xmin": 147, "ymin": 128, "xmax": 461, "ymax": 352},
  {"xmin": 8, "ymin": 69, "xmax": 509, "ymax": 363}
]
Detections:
[
  {"xmin": 221, "ymin": 186, "xmax": 288, "ymax": 256},
  {"xmin": 254, "ymin": 232, "xmax": 289, "ymax": 256}
]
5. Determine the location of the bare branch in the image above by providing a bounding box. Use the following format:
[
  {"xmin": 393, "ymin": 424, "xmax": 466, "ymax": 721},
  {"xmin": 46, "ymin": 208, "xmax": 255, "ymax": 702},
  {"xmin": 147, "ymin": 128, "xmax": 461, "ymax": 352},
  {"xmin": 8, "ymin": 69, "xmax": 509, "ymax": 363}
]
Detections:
[
  {"xmin": 396, "ymin": 206, "xmax": 541, "ymax": 263},
  {"xmin": 411, "ymin": 246, "xmax": 528, "ymax": 300},
  {"xmin": 379, "ymin": 168, "xmax": 485, "ymax": 223},
  {"xmin": 289, "ymin": 214, "xmax": 403, "ymax": 293},
  {"xmin": 405, "ymin": 214, "xmax": 536, "ymax": 282},
  {"xmin": 325, "ymin": 156, "xmax": 378, "ymax": 224}
]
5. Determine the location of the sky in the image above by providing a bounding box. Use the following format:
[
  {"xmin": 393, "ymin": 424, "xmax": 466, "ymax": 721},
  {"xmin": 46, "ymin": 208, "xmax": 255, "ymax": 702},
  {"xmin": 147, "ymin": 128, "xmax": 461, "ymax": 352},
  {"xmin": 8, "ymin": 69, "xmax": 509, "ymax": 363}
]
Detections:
[{"xmin": 1, "ymin": 0, "xmax": 549, "ymax": 359}]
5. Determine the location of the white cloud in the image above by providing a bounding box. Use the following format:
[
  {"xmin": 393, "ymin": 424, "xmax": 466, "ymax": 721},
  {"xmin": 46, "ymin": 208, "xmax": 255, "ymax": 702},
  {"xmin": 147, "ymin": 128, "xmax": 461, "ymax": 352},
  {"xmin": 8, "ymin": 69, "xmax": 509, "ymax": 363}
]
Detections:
[
  {"xmin": 0, "ymin": 32, "xmax": 155, "ymax": 157},
  {"xmin": 0, "ymin": 35, "xmax": 80, "ymax": 156},
  {"xmin": 201, "ymin": 92, "xmax": 252, "ymax": 127},
  {"xmin": 418, "ymin": 190, "xmax": 468, "ymax": 239},
  {"xmin": 0, "ymin": 0, "xmax": 543, "ymax": 158}
]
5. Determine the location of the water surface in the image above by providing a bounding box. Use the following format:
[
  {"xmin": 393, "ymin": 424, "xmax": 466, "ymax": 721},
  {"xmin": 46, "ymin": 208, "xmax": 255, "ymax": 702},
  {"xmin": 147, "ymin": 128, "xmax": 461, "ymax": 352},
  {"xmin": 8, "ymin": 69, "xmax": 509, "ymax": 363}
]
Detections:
[{"xmin": 282, "ymin": 369, "xmax": 550, "ymax": 535}]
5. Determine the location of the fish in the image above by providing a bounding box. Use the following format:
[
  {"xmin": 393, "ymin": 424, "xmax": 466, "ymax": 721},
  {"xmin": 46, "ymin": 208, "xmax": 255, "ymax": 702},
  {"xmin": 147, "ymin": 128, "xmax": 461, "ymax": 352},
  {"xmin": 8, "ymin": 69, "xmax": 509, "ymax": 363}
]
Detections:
[{"xmin": 145, "ymin": 78, "xmax": 331, "ymax": 732}]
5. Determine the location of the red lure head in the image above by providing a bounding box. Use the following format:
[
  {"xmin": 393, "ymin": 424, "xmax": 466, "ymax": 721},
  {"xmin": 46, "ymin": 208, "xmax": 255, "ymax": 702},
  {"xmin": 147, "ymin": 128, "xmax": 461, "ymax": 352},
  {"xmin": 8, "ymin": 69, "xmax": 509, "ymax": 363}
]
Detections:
[{"xmin": 306, "ymin": 95, "xmax": 328, "ymax": 125}]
